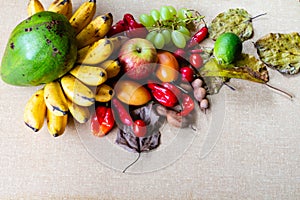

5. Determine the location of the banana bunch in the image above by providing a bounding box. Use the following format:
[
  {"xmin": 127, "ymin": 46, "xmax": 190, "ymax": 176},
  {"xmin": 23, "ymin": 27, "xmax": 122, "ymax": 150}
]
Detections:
[{"xmin": 24, "ymin": 0, "xmax": 128, "ymax": 137}]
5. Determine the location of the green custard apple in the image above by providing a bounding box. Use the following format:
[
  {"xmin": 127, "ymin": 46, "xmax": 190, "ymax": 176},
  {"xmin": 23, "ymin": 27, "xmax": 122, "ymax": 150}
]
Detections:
[{"xmin": 1, "ymin": 11, "xmax": 77, "ymax": 86}]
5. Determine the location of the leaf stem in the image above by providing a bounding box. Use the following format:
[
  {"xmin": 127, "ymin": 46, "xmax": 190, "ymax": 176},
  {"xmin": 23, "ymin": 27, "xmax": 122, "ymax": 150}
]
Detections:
[
  {"xmin": 250, "ymin": 13, "xmax": 267, "ymax": 21},
  {"xmin": 223, "ymin": 82, "xmax": 236, "ymax": 91},
  {"xmin": 265, "ymin": 83, "xmax": 294, "ymax": 100},
  {"xmin": 122, "ymin": 152, "xmax": 141, "ymax": 173}
]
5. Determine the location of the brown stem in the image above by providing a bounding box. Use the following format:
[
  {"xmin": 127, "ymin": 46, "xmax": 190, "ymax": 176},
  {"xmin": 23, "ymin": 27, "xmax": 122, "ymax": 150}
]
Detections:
[
  {"xmin": 250, "ymin": 13, "xmax": 267, "ymax": 21},
  {"xmin": 223, "ymin": 82, "xmax": 236, "ymax": 91},
  {"xmin": 122, "ymin": 152, "xmax": 141, "ymax": 173},
  {"xmin": 245, "ymin": 13, "xmax": 267, "ymax": 23},
  {"xmin": 265, "ymin": 83, "xmax": 294, "ymax": 100}
]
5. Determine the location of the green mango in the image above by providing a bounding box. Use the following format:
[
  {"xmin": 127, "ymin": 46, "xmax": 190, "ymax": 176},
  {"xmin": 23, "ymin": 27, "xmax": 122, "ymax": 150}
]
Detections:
[{"xmin": 1, "ymin": 11, "xmax": 77, "ymax": 86}]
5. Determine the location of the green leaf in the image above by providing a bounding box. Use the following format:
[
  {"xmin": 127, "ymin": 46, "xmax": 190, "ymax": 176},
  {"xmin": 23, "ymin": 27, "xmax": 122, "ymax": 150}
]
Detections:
[
  {"xmin": 255, "ymin": 32, "xmax": 300, "ymax": 75},
  {"xmin": 200, "ymin": 54, "xmax": 269, "ymax": 88},
  {"xmin": 209, "ymin": 8, "xmax": 254, "ymax": 41}
]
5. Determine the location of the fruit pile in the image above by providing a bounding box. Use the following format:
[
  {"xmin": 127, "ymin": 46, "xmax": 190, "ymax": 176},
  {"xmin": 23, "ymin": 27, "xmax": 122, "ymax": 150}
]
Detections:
[
  {"xmin": 1, "ymin": 1, "xmax": 298, "ymax": 151},
  {"xmin": 1, "ymin": 0, "xmax": 116, "ymax": 136},
  {"xmin": 0, "ymin": 0, "xmax": 210, "ymax": 138},
  {"xmin": 140, "ymin": 6, "xmax": 205, "ymax": 49}
]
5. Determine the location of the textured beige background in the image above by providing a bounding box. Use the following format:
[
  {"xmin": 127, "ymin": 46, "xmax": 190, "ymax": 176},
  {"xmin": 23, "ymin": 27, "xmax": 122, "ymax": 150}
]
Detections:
[{"xmin": 0, "ymin": 0, "xmax": 300, "ymax": 199}]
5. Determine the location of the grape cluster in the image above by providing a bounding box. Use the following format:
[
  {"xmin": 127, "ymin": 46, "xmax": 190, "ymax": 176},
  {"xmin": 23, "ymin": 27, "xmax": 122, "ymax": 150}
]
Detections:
[{"xmin": 139, "ymin": 6, "xmax": 204, "ymax": 49}]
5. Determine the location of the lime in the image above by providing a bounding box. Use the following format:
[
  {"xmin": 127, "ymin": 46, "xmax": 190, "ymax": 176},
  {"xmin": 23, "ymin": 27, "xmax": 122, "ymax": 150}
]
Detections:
[{"xmin": 213, "ymin": 32, "xmax": 243, "ymax": 65}]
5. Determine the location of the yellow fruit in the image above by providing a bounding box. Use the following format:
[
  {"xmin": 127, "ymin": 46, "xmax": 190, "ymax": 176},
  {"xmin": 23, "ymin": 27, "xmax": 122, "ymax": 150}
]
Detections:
[
  {"xmin": 114, "ymin": 80, "xmax": 151, "ymax": 106},
  {"xmin": 95, "ymin": 84, "xmax": 114, "ymax": 102},
  {"xmin": 156, "ymin": 50, "xmax": 179, "ymax": 82}
]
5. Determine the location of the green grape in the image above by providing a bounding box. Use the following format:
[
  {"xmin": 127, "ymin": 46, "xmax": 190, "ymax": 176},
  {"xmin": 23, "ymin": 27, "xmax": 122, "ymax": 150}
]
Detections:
[
  {"xmin": 177, "ymin": 26, "xmax": 190, "ymax": 36},
  {"xmin": 177, "ymin": 21, "xmax": 186, "ymax": 27},
  {"xmin": 177, "ymin": 8, "xmax": 186, "ymax": 19},
  {"xmin": 150, "ymin": 9, "xmax": 161, "ymax": 22},
  {"xmin": 177, "ymin": 25, "xmax": 191, "ymax": 41},
  {"xmin": 153, "ymin": 32, "xmax": 165, "ymax": 49},
  {"xmin": 167, "ymin": 6, "xmax": 177, "ymax": 17},
  {"xmin": 146, "ymin": 31, "xmax": 158, "ymax": 43},
  {"xmin": 177, "ymin": 8, "xmax": 193, "ymax": 20},
  {"xmin": 161, "ymin": 29, "xmax": 171, "ymax": 45},
  {"xmin": 139, "ymin": 14, "xmax": 155, "ymax": 27},
  {"xmin": 171, "ymin": 30, "xmax": 186, "ymax": 48},
  {"xmin": 160, "ymin": 6, "xmax": 172, "ymax": 21}
]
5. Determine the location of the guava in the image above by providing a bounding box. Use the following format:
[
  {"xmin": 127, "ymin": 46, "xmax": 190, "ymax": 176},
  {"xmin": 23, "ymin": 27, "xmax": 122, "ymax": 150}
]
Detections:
[{"xmin": 1, "ymin": 11, "xmax": 77, "ymax": 86}]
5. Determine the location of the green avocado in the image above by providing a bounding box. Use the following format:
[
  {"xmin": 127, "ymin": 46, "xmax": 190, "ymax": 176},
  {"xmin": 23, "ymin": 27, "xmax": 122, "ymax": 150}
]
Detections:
[{"xmin": 1, "ymin": 11, "xmax": 77, "ymax": 86}]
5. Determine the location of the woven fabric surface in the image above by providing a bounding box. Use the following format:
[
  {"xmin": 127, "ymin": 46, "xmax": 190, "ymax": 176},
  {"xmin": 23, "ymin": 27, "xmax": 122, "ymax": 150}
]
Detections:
[{"xmin": 0, "ymin": 0, "xmax": 299, "ymax": 199}]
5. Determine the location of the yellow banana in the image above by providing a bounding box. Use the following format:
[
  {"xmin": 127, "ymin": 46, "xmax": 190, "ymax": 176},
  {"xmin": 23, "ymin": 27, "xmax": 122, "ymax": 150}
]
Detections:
[
  {"xmin": 65, "ymin": 0, "xmax": 73, "ymax": 20},
  {"xmin": 95, "ymin": 84, "xmax": 114, "ymax": 102},
  {"xmin": 47, "ymin": 109, "xmax": 68, "ymax": 137},
  {"xmin": 76, "ymin": 13, "xmax": 113, "ymax": 48},
  {"xmin": 44, "ymin": 81, "xmax": 69, "ymax": 116},
  {"xmin": 24, "ymin": 88, "xmax": 47, "ymax": 132},
  {"xmin": 60, "ymin": 74, "xmax": 95, "ymax": 107},
  {"xmin": 27, "ymin": 0, "xmax": 45, "ymax": 16},
  {"xmin": 76, "ymin": 45, "xmax": 89, "ymax": 62},
  {"xmin": 69, "ymin": 0, "xmax": 96, "ymax": 34},
  {"xmin": 48, "ymin": 0, "xmax": 73, "ymax": 19},
  {"xmin": 67, "ymin": 99, "xmax": 90, "ymax": 123},
  {"xmin": 99, "ymin": 60, "xmax": 121, "ymax": 79},
  {"xmin": 76, "ymin": 38, "xmax": 113, "ymax": 65},
  {"xmin": 69, "ymin": 65, "xmax": 107, "ymax": 86},
  {"xmin": 109, "ymin": 36, "xmax": 129, "ymax": 52}
]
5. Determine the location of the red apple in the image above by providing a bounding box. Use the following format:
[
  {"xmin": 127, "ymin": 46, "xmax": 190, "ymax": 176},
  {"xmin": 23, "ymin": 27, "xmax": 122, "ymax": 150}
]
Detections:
[{"xmin": 119, "ymin": 38, "xmax": 158, "ymax": 80}]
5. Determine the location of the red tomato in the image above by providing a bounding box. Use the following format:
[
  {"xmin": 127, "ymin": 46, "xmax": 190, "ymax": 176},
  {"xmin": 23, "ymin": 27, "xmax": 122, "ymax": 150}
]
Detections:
[
  {"xmin": 189, "ymin": 53, "xmax": 203, "ymax": 68},
  {"xmin": 180, "ymin": 66, "xmax": 194, "ymax": 82},
  {"xmin": 173, "ymin": 48, "xmax": 187, "ymax": 62},
  {"xmin": 133, "ymin": 119, "xmax": 147, "ymax": 137}
]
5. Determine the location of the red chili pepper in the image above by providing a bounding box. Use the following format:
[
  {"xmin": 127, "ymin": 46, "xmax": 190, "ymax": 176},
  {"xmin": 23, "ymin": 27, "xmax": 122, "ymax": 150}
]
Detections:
[
  {"xmin": 91, "ymin": 106, "xmax": 115, "ymax": 137},
  {"xmin": 187, "ymin": 26, "xmax": 208, "ymax": 48},
  {"xmin": 148, "ymin": 82, "xmax": 178, "ymax": 107},
  {"xmin": 177, "ymin": 93, "xmax": 195, "ymax": 116},
  {"xmin": 107, "ymin": 19, "xmax": 128, "ymax": 37},
  {"xmin": 123, "ymin": 13, "xmax": 148, "ymax": 38},
  {"xmin": 111, "ymin": 98, "xmax": 133, "ymax": 126},
  {"xmin": 133, "ymin": 119, "xmax": 147, "ymax": 137},
  {"xmin": 180, "ymin": 66, "xmax": 195, "ymax": 82},
  {"xmin": 161, "ymin": 82, "xmax": 182, "ymax": 98}
]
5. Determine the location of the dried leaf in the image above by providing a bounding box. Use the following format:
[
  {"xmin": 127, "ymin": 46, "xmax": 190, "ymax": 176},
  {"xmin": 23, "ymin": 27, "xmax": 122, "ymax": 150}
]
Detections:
[
  {"xmin": 200, "ymin": 54, "xmax": 269, "ymax": 88},
  {"xmin": 255, "ymin": 32, "xmax": 300, "ymax": 75},
  {"xmin": 209, "ymin": 8, "xmax": 253, "ymax": 41},
  {"xmin": 116, "ymin": 130, "xmax": 161, "ymax": 153},
  {"xmin": 115, "ymin": 102, "xmax": 165, "ymax": 153},
  {"xmin": 234, "ymin": 53, "xmax": 269, "ymax": 82},
  {"xmin": 202, "ymin": 76, "xmax": 228, "ymax": 95}
]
